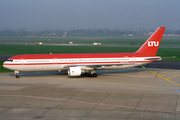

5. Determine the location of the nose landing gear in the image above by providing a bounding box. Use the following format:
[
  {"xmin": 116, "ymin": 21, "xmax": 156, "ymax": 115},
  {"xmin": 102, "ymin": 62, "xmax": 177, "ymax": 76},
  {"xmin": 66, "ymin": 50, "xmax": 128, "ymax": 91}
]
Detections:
[{"xmin": 15, "ymin": 71, "xmax": 19, "ymax": 78}]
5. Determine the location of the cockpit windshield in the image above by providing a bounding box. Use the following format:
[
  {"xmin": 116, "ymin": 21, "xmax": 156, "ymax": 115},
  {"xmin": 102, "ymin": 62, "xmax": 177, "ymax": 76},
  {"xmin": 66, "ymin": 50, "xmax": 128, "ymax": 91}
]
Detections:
[{"xmin": 6, "ymin": 59, "xmax": 13, "ymax": 62}]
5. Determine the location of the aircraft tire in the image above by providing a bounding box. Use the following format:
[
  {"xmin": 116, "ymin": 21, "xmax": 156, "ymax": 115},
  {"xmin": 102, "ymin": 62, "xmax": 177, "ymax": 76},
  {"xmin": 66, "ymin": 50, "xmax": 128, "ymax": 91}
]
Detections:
[
  {"xmin": 15, "ymin": 75, "xmax": 19, "ymax": 78},
  {"xmin": 93, "ymin": 73, "xmax": 97, "ymax": 77},
  {"xmin": 88, "ymin": 74, "xmax": 93, "ymax": 77}
]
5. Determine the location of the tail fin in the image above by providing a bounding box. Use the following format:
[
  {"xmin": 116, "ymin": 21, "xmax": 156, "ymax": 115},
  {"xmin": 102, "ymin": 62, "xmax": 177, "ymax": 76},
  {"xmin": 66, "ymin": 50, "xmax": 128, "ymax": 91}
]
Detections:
[{"xmin": 135, "ymin": 27, "xmax": 165, "ymax": 56}]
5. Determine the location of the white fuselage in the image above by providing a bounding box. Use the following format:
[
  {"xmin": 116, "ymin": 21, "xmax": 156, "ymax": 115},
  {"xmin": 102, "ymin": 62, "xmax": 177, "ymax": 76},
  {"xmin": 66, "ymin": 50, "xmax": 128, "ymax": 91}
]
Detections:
[{"xmin": 3, "ymin": 56, "xmax": 159, "ymax": 72}]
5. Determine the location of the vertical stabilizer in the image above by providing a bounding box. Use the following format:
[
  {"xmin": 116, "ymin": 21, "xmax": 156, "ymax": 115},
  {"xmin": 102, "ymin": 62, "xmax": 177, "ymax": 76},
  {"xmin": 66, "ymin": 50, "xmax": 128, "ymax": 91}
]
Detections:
[{"xmin": 135, "ymin": 27, "xmax": 165, "ymax": 56}]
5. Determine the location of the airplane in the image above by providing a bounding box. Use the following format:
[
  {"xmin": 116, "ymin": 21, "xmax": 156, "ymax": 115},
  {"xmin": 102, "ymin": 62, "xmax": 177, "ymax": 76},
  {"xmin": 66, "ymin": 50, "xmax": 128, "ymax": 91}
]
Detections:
[{"xmin": 3, "ymin": 27, "xmax": 165, "ymax": 78}]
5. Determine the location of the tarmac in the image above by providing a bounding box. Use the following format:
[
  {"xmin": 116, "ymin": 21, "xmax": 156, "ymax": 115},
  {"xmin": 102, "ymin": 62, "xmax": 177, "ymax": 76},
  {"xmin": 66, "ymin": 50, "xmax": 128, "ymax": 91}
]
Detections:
[{"xmin": 0, "ymin": 67, "xmax": 180, "ymax": 120}]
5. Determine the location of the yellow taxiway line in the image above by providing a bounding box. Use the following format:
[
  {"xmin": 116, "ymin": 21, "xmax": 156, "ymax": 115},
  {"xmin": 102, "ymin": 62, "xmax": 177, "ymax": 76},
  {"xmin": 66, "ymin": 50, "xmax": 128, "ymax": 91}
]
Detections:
[{"xmin": 142, "ymin": 66, "xmax": 180, "ymax": 86}]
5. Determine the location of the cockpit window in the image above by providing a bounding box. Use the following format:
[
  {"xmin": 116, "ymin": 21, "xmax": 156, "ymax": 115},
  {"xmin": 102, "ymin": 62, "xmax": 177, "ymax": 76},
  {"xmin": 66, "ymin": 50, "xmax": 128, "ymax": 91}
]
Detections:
[{"xmin": 6, "ymin": 59, "xmax": 13, "ymax": 62}]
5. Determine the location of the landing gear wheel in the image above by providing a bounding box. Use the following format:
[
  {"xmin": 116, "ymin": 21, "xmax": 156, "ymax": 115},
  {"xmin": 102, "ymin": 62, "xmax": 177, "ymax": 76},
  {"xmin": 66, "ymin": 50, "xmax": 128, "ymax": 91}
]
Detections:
[
  {"xmin": 14, "ymin": 71, "xmax": 19, "ymax": 78},
  {"xmin": 15, "ymin": 75, "xmax": 19, "ymax": 78},
  {"xmin": 88, "ymin": 73, "xmax": 97, "ymax": 77},
  {"xmin": 88, "ymin": 74, "xmax": 93, "ymax": 77},
  {"xmin": 93, "ymin": 73, "xmax": 97, "ymax": 77}
]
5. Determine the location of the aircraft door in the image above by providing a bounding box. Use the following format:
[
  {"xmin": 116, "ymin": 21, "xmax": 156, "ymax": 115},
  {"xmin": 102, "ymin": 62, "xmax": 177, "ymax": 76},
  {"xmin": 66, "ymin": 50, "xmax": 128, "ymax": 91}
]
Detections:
[
  {"xmin": 53, "ymin": 58, "xmax": 58, "ymax": 64},
  {"xmin": 20, "ymin": 59, "xmax": 25, "ymax": 65},
  {"xmin": 132, "ymin": 57, "xmax": 136, "ymax": 64}
]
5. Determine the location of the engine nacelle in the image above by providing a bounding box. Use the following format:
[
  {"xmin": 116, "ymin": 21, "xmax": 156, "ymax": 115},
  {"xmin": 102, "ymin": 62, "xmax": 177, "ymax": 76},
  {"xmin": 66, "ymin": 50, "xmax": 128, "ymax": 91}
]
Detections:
[
  {"xmin": 68, "ymin": 67, "xmax": 89, "ymax": 76},
  {"xmin": 68, "ymin": 67, "xmax": 81, "ymax": 76}
]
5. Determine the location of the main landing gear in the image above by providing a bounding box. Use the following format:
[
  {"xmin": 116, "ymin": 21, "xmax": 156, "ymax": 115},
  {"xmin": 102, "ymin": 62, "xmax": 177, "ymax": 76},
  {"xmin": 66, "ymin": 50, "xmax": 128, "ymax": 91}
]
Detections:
[
  {"xmin": 88, "ymin": 70, "xmax": 97, "ymax": 77},
  {"xmin": 15, "ymin": 71, "xmax": 19, "ymax": 78}
]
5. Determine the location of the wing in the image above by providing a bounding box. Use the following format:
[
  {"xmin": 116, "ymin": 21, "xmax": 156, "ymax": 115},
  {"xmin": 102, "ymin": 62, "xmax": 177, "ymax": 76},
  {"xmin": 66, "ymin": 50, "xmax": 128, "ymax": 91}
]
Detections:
[{"xmin": 63, "ymin": 63, "xmax": 136, "ymax": 70}]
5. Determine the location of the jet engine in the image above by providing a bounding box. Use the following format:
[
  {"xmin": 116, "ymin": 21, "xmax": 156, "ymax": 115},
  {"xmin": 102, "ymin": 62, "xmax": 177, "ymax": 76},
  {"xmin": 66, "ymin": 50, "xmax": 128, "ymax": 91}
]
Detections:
[{"xmin": 68, "ymin": 67, "xmax": 89, "ymax": 76}]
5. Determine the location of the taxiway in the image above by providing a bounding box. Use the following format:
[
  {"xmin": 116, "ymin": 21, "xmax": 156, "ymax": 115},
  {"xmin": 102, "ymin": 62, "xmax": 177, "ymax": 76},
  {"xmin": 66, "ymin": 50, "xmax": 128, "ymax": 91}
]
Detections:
[{"xmin": 0, "ymin": 68, "xmax": 180, "ymax": 120}]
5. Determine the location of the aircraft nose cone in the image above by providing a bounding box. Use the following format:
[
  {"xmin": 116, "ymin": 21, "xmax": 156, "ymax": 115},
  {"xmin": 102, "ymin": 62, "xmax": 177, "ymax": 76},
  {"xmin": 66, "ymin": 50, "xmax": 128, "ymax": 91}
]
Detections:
[
  {"xmin": 3, "ymin": 62, "xmax": 6, "ymax": 67},
  {"xmin": 3, "ymin": 61, "xmax": 8, "ymax": 68}
]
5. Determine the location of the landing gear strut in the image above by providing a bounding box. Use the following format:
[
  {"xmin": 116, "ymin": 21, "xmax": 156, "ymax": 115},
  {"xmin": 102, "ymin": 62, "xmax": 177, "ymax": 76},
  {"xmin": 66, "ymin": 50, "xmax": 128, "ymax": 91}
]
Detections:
[
  {"xmin": 88, "ymin": 70, "xmax": 97, "ymax": 77},
  {"xmin": 15, "ymin": 71, "xmax": 19, "ymax": 78}
]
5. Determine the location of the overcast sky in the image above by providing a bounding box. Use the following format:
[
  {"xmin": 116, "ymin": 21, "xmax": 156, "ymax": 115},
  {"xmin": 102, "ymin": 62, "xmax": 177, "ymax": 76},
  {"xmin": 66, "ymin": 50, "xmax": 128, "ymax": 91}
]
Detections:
[{"xmin": 0, "ymin": 0, "xmax": 180, "ymax": 30}]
